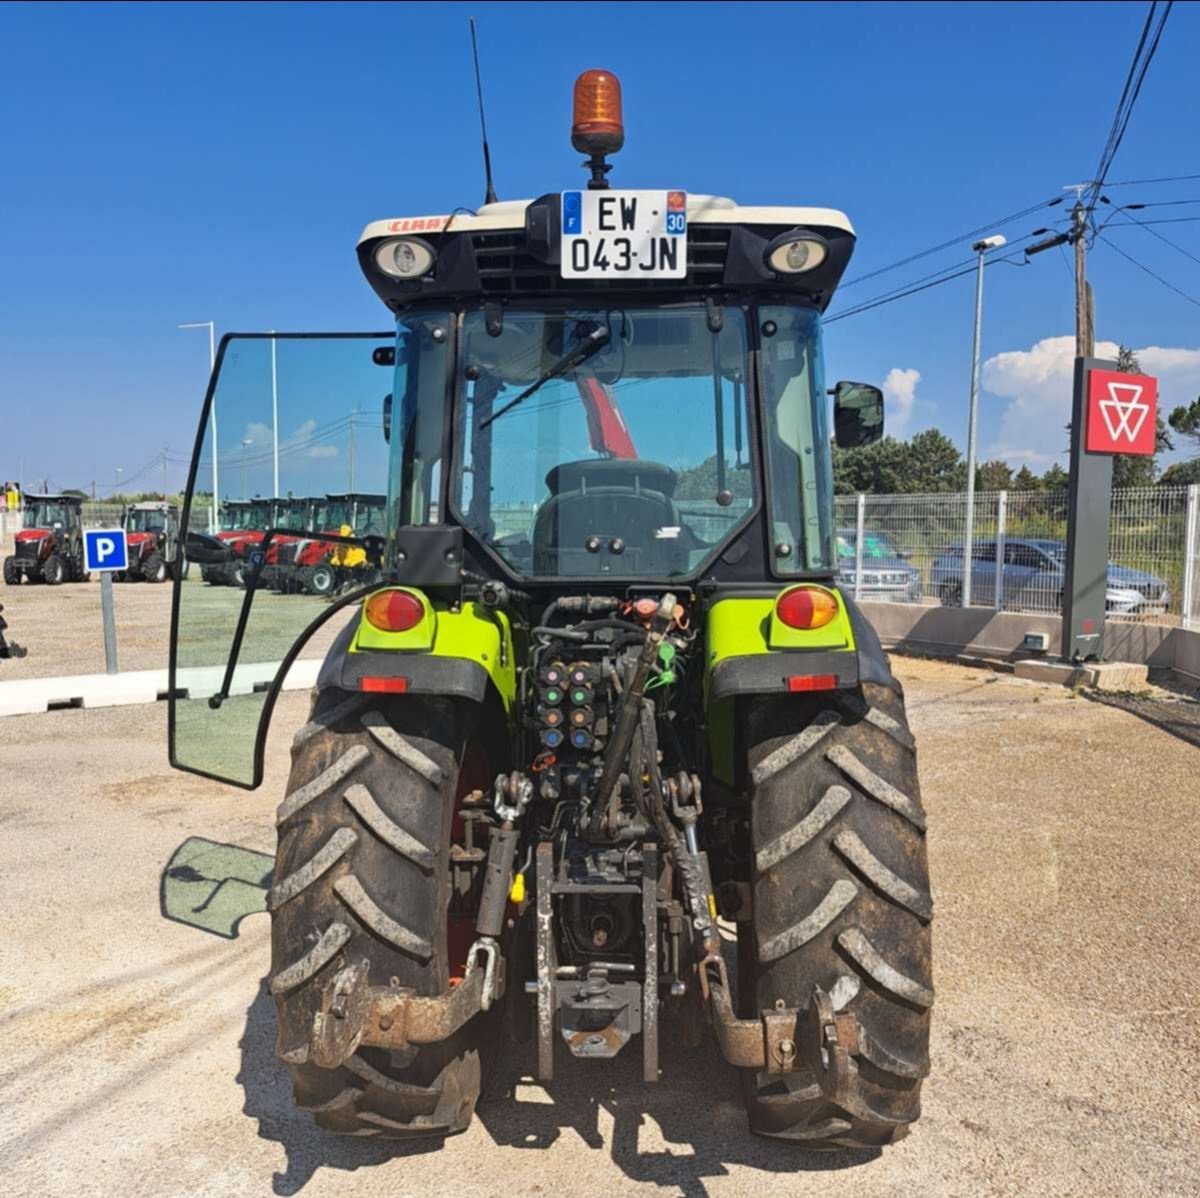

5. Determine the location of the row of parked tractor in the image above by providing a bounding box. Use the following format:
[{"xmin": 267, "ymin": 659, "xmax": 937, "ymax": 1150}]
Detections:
[
  {"xmin": 197, "ymin": 492, "xmax": 386, "ymax": 595},
  {"xmin": 2, "ymin": 491, "xmax": 386, "ymax": 597},
  {"xmin": 3, "ymin": 495, "xmax": 180, "ymax": 586}
]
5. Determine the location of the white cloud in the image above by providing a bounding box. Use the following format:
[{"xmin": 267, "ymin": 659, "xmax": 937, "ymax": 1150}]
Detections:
[
  {"xmin": 243, "ymin": 418, "xmax": 340, "ymax": 461},
  {"xmin": 982, "ymin": 336, "xmax": 1200, "ymax": 465},
  {"xmin": 882, "ymin": 367, "xmax": 920, "ymax": 434}
]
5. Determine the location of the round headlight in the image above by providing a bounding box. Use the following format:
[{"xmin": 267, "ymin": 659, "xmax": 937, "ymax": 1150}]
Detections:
[
  {"xmin": 375, "ymin": 237, "xmax": 435, "ymax": 279},
  {"xmin": 766, "ymin": 234, "xmax": 828, "ymax": 275}
]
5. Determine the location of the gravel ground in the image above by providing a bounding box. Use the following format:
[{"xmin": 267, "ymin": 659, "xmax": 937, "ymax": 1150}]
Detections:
[
  {"xmin": 0, "ymin": 566, "xmax": 346, "ymax": 682},
  {"xmin": 1, "ymin": 657, "xmax": 1198, "ymax": 1197}
]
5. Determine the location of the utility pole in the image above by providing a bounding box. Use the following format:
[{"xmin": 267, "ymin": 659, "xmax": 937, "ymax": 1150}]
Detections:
[
  {"xmin": 1072, "ymin": 201, "xmax": 1094, "ymax": 358},
  {"xmin": 1060, "ymin": 188, "xmax": 1110, "ymax": 662},
  {"xmin": 162, "ymin": 447, "xmax": 169, "ymax": 501}
]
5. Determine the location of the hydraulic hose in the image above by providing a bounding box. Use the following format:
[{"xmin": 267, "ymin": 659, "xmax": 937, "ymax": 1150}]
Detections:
[{"xmin": 587, "ymin": 594, "xmax": 675, "ymax": 838}]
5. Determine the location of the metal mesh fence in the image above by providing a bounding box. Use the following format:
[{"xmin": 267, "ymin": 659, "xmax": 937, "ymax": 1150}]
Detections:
[{"xmin": 834, "ymin": 485, "xmax": 1198, "ymax": 626}]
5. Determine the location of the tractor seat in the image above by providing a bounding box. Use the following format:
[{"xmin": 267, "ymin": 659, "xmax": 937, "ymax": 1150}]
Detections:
[
  {"xmin": 533, "ymin": 460, "xmax": 684, "ymax": 574},
  {"xmin": 545, "ymin": 458, "xmax": 678, "ymax": 497}
]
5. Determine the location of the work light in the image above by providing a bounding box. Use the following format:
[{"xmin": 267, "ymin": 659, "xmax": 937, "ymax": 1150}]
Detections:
[
  {"xmin": 765, "ymin": 232, "xmax": 828, "ymax": 275},
  {"xmin": 375, "ymin": 237, "xmax": 436, "ymax": 279}
]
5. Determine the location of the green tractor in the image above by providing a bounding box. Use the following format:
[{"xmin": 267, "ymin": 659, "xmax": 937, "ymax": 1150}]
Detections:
[{"xmin": 169, "ymin": 69, "xmax": 931, "ymax": 1150}]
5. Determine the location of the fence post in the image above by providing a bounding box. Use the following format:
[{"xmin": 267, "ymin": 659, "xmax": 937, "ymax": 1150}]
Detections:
[
  {"xmin": 1183, "ymin": 484, "xmax": 1199, "ymax": 630},
  {"xmin": 993, "ymin": 489, "xmax": 1007, "ymax": 611},
  {"xmin": 854, "ymin": 493, "xmax": 865, "ymax": 602}
]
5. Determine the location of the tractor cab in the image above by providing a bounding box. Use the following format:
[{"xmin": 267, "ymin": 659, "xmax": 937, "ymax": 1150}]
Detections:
[
  {"xmin": 167, "ymin": 69, "xmax": 930, "ymax": 1151},
  {"xmin": 4, "ymin": 494, "xmax": 88, "ymax": 586},
  {"xmin": 119, "ymin": 502, "xmax": 181, "ymax": 583}
]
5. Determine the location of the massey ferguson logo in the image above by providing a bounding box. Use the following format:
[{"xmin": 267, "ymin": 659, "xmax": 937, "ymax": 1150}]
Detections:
[{"xmin": 1085, "ymin": 368, "xmax": 1157, "ymax": 457}]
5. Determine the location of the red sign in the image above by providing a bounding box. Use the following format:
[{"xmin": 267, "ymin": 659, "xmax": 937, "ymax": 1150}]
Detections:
[{"xmin": 1085, "ymin": 368, "xmax": 1157, "ymax": 456}]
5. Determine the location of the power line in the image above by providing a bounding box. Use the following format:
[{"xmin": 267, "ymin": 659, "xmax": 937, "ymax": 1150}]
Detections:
[
  {"xmin": 1096, "ymin": 232, "xmax": 1200, "ymax": 309},
  {"xmin": 1107, "ymin": 209, "xmax": 1200, "ymax": 267},
  {"xmin": 1105, "ymin": 215, "xmax": 1200, "ymax": 225},
  {"xmin": 1089, "ymin": 1, "xmax": 1158, "ymax": 202},
  {"xmin": 1102, "ymin": 172, "xmax": 1200, "ymax": 187},
  {"xmin": 826, "ymin": 228, "xmax": 1054, "ymax": 324},
  {"xmin": 838, "ymin": 197, "xmax": 1063, "ymax": 290},
  {"xmin": 1087, "ymin": 1, "xmax": 1175, "ymax": 208}
]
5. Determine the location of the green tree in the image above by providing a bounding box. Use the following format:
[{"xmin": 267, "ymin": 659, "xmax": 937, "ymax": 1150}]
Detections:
[
  {"xmin": 1012, "ymin": 465, "xmax": 1042, "ymax": 491},
  {"xmin": 674, "ymin": 454, "xmax": 752, "ymax": 501},
  {"xmin": 1158, "ymin": 457, "xmax": 1200, "ymax": 486},
  {"xmin": 976, "ymin": 460, "xmax": 1013, "ymax": 491},
  {"xmin": 832, "ymin": 436, "xmax": 910, "ymax": 495},
  {"xmin": 832, "ymin": 430, "xmax": 965, "ymax": 495},
  {"xmin": 903, "ymin": 429, "xmax": 966, "ymax": 492},
  {"xmin": 1167, "ymin": 396, "xmax": 1200, "ymax": 455},
  {"xmin": 1041, "ymin": 463, "xmax": 1069, "ymax": 490}
]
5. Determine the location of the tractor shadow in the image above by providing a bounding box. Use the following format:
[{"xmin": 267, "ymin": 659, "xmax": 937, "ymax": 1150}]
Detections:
[
  {"xmin": 238, "ymin": 977, "xmax": 447, "ymax": 1195},
  {"xmin": 238, "ymin": 945, "xmax": 878, "ymax": 1198}
]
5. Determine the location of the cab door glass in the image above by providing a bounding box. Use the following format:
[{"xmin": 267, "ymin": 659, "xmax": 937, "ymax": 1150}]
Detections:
[{"xmin": 171, "ymin": 333, "xmax": 392, "ymax": 786}]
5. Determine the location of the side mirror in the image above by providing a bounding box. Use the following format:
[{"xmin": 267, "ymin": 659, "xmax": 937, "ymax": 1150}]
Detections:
[
  {"xmin": 383, "ymin": 393, "xmax": 392, "ymax": 444},
  {"xmin": 184, "ymin": 531, "xmax": 232, "ymax": 564},
  {"xmin": 833, "ymin": 381, "xmax": 885, "ymax": 448}
]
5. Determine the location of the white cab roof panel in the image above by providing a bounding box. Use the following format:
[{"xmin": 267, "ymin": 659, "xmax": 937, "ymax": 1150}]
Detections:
[{"xmin": 358, "ymin": 195, "xmax": 854, "ymax": 246}]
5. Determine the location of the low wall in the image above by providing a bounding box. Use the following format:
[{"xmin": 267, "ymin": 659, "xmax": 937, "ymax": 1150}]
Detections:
[{"xmin": 860, "ymin": 601, "xmax": 1200, "ymax": 683}]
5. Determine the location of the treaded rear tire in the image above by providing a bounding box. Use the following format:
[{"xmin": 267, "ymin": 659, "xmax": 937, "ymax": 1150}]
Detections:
[
  {"xmin": 143, "ymin": 551, "xmax": 168, "ymax": 583},
  {"xmin": 42, "ymin": 554, "xmax": 65, "ymax": 586},
  {"xmin": 742, "ymin": 681, "xmax": 932, "ymax": 1149},
  {"xmin": 2, "ymin": 557, "xmax": 18, "ymax": 586},
  {"xmin": 271, "ymin": 688, "xmax": 493, "ymax": 1139}
]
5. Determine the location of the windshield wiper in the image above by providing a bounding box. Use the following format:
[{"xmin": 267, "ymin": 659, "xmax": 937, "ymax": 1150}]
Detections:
[{"xmin": 479, "ymin": 323, "xmax": 610, "ymax": 429}]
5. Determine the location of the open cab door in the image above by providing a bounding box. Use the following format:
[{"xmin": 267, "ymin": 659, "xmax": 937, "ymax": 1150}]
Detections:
[{"xmin": 170, "ymin": 332, "xmax": 394, "ymax": 787}]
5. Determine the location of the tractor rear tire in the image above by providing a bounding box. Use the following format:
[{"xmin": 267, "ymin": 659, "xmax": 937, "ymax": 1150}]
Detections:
[
  {"xmin": 308, "ymin": 564, "xmax": 336, "ymax": 596},
  {"xmin": 143, "ymin": 552, "xmax": 168, "ymax": 583},
  {"xmin": 742, "ymin": 681, "xmax": 932, "ymax": 1149},
  {"xmin": 2, "ymin": 557, "xmax": 19, "ymax": 586},
  {"xmin": 271, "ymin": 688, "xmax": 494, "ymax": 1139},
  {"xmin": 42, "ymin": 555, "xmax": 66, "ymax": 586}
]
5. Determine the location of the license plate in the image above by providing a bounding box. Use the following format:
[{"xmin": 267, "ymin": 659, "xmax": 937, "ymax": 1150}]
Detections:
[{"xmin": 560, "ymin": 190, "xmax": 687, "ymax": 279}]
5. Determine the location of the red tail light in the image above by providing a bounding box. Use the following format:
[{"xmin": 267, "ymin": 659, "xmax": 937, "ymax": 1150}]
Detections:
[
  {"xmin": 776, "ymin": 586, "xmax": 839, "ymax": 630},
  {"xmin": 361, "ymin": 676, "xmax": 409, "ymax": 694},
  {"xmin": 364, "ymin": 590, "xmax": 424, "ymax": 633},
  {"xmin": 787, "ymin": 674, "xmax": 837, "ymax": 693}
]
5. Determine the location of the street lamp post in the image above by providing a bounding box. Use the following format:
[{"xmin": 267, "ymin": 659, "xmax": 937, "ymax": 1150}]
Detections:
[
  {"xmin": 179, "ymin": 321, "xmax": 218, "ymax": 531},
  {"xmin": 270, "ymin": 331, "xmax": 280, "ymax": 498},
  {"xmin": 962, "ymin": 235, "xmax": 1006, "ymax": 607}
]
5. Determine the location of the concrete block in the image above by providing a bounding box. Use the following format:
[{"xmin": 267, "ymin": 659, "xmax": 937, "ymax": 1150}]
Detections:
[
  {"xmin": 1012, "ymin": 660, "xmax": 1095, "ymax": 688},
  {"xmin": 1087, "ymin": 661, "xmax": 1149, "ymax": 692},
  {"xmin": 1011, "ymin": 659, "xmax": 1149, "ymax": 691}
]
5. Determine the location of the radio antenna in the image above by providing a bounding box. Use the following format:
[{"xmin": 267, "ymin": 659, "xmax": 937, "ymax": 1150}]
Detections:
[{"xmin": 469, "ymin": 18, "xmax": 498, "ymax": 207}]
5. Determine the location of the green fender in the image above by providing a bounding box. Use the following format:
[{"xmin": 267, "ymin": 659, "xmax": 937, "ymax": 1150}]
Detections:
[
  {"xmin": 702, "ymin": 586, "xmax": 894, "ymax": 785},
  {"xmin": 317, "ymin": 586, "xmax": 517, "ymax": 712}
]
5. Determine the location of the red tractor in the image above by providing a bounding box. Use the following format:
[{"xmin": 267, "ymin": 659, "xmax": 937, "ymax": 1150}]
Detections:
[
  {"xmin": 274, "ymin": 492, "xmax": 386, "ymax": 595},
  {"xmin": 116, "ymin": 502, "xmax": 183, "ymax": 583},
  {"xmin": 243, "ymin": 497, "xmax": 311, "ymax": 590},
  {"xmin": 199, "ymin": 498, "xmax": 272, "ymax": 586},
  {"xmin": 3, "ymin": 494, "xmax": 89, "ymax": 585}
]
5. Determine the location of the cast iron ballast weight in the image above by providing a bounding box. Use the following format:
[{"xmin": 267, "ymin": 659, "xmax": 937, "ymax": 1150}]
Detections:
[{"xmin": 167, "ymin": 66, "xmax": 933, "ymax": 1148}]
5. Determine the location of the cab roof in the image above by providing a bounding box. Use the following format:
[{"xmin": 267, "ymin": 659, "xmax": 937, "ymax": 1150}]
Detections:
[
  {"xmin": 25, "ymin": 493, "xmax": 83, "ymax": 505},
  {"xmin": 357, "ymin": 195, "xmax": 854, "ymax": 245},
  {"xmin": 357, "ymin": 193, "xmax": 857, "ymax": 314}
]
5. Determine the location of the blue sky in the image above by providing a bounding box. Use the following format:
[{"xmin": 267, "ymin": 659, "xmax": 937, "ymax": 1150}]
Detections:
[{"xmin": 2, "ymin": 0, "xmax": 1198, "ymax": 494}]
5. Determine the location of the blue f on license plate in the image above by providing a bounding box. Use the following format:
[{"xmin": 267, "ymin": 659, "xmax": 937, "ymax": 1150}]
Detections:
[{"xmin": 560, "ymin": 190, "xmax": 687, "ymax": 279}]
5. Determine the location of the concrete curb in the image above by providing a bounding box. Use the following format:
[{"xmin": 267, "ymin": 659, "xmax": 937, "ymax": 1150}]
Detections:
[{"xmin": 0, "ymin": 660, "xmax": 320, "ymax": 717}]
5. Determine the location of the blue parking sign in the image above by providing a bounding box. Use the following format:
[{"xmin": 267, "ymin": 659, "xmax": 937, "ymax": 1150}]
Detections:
[{"xmin": 84, "ymin": 528, "xmax": 128, "ymax": 572}]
